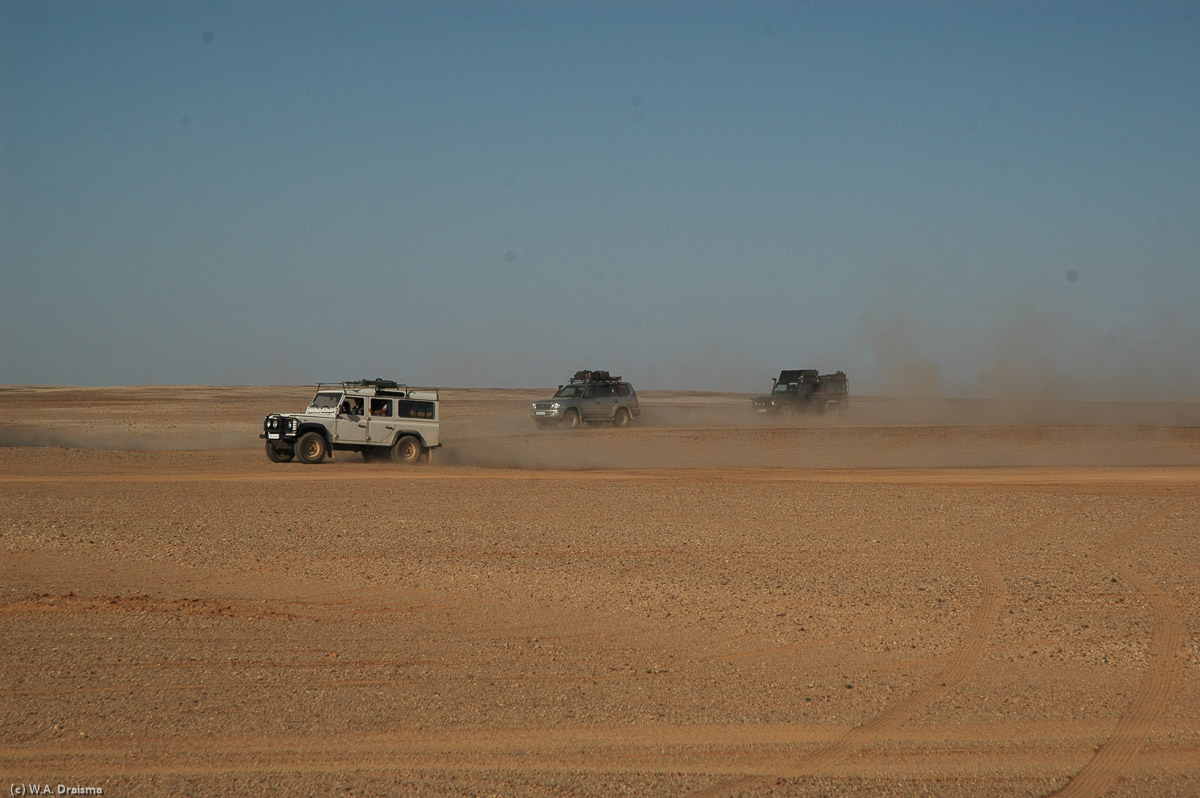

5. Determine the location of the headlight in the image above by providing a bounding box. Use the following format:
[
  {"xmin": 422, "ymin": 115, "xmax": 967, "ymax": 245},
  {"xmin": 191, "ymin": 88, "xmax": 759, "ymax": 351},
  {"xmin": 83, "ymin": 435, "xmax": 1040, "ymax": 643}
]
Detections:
[{"xmin": 551, "ymin": 402, "xmax": 561, "ymax": 409}]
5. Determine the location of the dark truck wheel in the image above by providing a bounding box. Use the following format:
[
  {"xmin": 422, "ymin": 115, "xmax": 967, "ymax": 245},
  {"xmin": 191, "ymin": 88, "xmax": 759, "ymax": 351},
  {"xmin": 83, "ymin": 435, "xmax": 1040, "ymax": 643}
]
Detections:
[
  {"xmin": 390, "ymin": 435, "xmax": 422, "ymax": 464},
  {"xmin": 561, "ymin": 409, "xmax": 581, "ymax": 429},
  {"xmin": 265, "ymin": 441, "xmax": 294, "ymax": 463},
  {"xmin": 612, "ymin": 407, "xmax": 631, "ymax": 427},
  {"xmin": 295, "ymin": 432, "xmax": 328, "ymax": 464}
]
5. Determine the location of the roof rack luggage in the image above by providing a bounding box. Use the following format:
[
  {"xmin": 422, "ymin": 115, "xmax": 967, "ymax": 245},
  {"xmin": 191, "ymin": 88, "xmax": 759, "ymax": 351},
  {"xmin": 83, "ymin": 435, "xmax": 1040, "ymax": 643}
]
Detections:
[{"xmin": 570, "ymin": 369, "xmax": 620, "ymax": 383}]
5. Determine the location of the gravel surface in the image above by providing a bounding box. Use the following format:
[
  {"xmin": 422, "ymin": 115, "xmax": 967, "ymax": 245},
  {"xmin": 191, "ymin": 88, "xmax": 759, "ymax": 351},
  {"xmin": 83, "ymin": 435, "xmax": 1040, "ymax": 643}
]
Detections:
[{"xmin": 1, "ymin": 387, "xmax": 1198, "ymax": 796}]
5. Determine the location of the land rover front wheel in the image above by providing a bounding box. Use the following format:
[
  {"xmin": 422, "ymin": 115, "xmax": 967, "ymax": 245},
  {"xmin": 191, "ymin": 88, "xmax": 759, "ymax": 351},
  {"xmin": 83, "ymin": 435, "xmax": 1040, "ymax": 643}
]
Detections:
[
  {"xmin": 612, "ymin": 408, "xmax": 631, "ymax": 427},
  {"xmin": 390, "ymin": 435, "xmax": 422, "ymax": 464},
  {"xmin": 265, "ymin": 441, "xmax": 294, "ymax": 463},
  {"xmin": 562, "ymin": 409, "xmax": 581, "ymax": 429},
  {"xmin": 295, "ymin": 432, "xmax": 327, "ymax": 464}
]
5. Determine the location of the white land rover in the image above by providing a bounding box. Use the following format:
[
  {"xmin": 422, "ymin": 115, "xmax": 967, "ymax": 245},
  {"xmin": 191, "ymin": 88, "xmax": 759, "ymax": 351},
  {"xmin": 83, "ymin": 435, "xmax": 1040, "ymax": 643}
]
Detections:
[{"xmin": 261, "ymin": 379, "xmax": 440, "ymax": 464}]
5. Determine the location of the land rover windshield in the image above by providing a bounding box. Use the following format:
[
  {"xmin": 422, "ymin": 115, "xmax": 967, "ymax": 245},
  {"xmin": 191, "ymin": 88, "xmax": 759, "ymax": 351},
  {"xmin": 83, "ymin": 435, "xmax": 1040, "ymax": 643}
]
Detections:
[
  {"xmin": 309, "ymin": 391, "xmax": 342, "ymax": 410},
  {"xmin": 554, "ymin": 385, "xmax": 586, "ymax": 399}
]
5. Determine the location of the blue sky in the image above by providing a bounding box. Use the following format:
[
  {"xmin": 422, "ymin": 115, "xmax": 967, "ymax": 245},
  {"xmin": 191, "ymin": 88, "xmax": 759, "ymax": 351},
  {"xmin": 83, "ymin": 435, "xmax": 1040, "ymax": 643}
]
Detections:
[{"xmin": 2, "ymin": 1, "xmax": 1198, "ymax": 398}]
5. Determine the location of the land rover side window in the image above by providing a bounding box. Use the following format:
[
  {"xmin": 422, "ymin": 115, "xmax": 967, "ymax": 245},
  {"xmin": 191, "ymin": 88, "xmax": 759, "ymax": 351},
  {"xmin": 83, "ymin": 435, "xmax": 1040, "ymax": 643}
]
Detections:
[
  {"xmin": 398, "ymin": 400, "xmax": 435, "ymax": 419},
  {"xmin": 370, "ymin": 398, "xmax": 393, "ymax": 417},
  {"xmin": 617, "ymin": 383, "xmax": 631, "ymax": 397},
  {"xmin": 311, "ymin": 392, "xmax": 341, "ymax": 409}
]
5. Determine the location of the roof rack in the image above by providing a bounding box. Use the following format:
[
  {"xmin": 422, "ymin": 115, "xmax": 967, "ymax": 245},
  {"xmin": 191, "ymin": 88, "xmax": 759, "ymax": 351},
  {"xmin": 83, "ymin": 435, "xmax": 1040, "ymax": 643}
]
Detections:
[
  {"xmin": 312, "ymin": 380, "xmax": 440, "ymax": 401},
  {"xmin": 346, "ymin": 378, "xmax": 401, "ymax": 390},
  {"xmin": 569, "ymin": 369, "xmax": 621, "ymax": 384}
]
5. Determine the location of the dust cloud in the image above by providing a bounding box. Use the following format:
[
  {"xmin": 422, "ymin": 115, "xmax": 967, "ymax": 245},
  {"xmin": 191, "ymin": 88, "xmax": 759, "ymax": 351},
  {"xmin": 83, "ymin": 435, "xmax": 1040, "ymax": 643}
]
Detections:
[
  {"xmin": 0, "ymin": 425, "xmax": 253, "ymax": 451},
  {"xmin": 2, "ymin": 386, "xmax": 1196, "ymax": 471},
  {"xmin": 855, "ymin": 300, "xmax": 1200, "ymax": 403},
  {"xmin": 439, "ymin": 392, "xmax": 1200, "ymax": 471}
]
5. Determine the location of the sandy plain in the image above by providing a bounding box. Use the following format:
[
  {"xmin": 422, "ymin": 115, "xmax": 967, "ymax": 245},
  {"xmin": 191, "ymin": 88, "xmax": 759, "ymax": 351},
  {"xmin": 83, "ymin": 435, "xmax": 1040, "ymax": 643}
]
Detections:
[{"xmin": 1, "ymin": 385, "xmax": 1198, "ymax": 796}]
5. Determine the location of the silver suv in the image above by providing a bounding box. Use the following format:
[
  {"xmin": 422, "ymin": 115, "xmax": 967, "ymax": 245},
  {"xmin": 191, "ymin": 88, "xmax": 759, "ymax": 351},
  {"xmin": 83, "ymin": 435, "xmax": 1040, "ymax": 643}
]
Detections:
[
  {"xmin": 262, "ymin": 379, "xmax": 440, "ymax": 464},
  {"xmin": 531, "ymin": 370, "xmax": 640, "ymax": 429}
]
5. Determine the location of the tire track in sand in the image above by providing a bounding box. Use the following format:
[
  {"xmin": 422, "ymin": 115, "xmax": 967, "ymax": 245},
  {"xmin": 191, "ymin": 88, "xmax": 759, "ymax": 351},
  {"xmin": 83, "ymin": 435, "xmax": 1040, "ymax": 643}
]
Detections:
[
  {"xmin": 692, "ymin": 545, "xmax": 1006, "ymax": 796},
  {"xmin": 1052, "ymin": 501, "xmax": 1186, "ymax": 798},
  {"xmin": 693, "ymin": 503, "xmax": 1098, "ymax": 798}
]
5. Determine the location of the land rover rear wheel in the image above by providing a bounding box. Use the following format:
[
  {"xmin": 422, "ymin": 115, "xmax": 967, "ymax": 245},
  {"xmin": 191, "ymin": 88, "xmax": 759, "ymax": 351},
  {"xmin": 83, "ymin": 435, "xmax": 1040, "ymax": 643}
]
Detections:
[
  {"xmin": 562, "ymin": 409, "xmax": 581, "ymax": 429},
  {"xmin": 390, "ymin": 435, "xmax": 422, "ymax": 464},
  {"xmin": 613, "ymin": 407, "xmax": 631, "ymax": 427},
  {"xmin": 295, "ymin": 432, "xmax": 327, "ymax": 464},
  {"xmin": 265, "ymin": 441, "xmax": 294, "ymax": 463}
]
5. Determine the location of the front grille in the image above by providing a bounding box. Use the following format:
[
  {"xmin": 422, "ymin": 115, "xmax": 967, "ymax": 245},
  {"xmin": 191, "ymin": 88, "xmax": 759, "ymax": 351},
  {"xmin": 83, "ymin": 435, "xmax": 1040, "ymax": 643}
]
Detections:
[{"xmin": 264, "ymin": 415, "xmax": 297, "ymax": 436}]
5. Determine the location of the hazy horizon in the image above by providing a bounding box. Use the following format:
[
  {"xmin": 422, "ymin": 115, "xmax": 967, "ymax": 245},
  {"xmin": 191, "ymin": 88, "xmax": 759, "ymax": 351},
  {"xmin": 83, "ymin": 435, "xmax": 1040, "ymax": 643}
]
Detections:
[{"xmin": 3, "ymin": 2, "xmax": 1198, "ymax": 401}]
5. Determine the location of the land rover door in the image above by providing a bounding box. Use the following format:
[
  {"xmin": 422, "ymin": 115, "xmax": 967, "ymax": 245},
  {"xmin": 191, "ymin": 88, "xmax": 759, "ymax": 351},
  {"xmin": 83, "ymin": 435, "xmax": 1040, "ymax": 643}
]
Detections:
[
  {"xmin": 366, "ymin": 396, "xmax": 397, "ymax": 444},
  {"xmin": 335, "ymin": 394, "xmax": 370, "ymax": 443}
]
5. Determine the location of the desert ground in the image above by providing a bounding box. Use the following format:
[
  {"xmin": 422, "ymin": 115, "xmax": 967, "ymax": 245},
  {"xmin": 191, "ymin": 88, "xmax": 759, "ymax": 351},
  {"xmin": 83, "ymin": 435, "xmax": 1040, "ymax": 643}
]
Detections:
[{"xmin": 1, "ymin": 385, "xmax": 1198, "ymax": 796}]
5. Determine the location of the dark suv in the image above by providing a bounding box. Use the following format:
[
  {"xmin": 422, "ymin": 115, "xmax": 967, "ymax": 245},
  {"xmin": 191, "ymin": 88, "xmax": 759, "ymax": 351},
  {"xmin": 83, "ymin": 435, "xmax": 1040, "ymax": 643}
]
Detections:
[
  {"xmin": 752, "ymin": 370, "xmax": 849, "ymax": 415},
  {"xmin": 531, "ymin": 370, "xmax": 640, "ymax": 429}
]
